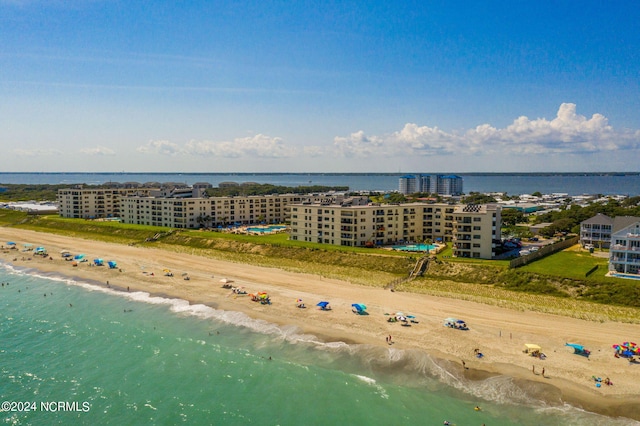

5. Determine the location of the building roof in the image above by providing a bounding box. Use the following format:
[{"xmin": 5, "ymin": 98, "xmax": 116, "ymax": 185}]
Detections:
[
  {"xmin": 613, "ymin": 216, "xmax": 640, "ymax": 232},
  {"xmin": 581, "ymin": 213, "xmax": 612, "ymax": 226}
]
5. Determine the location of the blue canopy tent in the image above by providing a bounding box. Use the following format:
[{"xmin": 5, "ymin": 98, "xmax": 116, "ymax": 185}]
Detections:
[
  {"xmin": 34, "ymin": 246, "xmax": 46, "ymax": 254},
  {"xmin": 565, "ymin": 343, "xmax": 590, "ymax": 357},
  {"xmin": 108, "ymin": 261, "xmax": 117, "ymax": 269},
  {"xmin": 74, "ymin": 254, "xmax": 85, "ymax": 260},
  {"xmin": 351, "ymin": 303, "xmax": 367, "ymax": 315},
  {"xmin": 93, "ymin": 258, "xmax": 104, "ymax": 266},
  {"xmin": 317, "ymin": 301, "xmax": 331, "ymax": 310}
]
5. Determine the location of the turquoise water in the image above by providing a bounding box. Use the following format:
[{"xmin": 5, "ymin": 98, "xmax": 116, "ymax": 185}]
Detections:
[
  {"xmin": 391, "ymin": 244, "xmax": 437, "ymax": 252},
  {"xmin": 246, "ymin": 226, "xmax": 287, "ymax": 234},
  {"xmin": 0, "ymin": 265, "xmax": 636, "ymax": 426}
]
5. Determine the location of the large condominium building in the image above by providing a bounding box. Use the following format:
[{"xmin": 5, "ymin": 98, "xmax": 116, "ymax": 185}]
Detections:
[
  {"xmin": 609, "ymin": 221, "xmax": 640, "ymax": 277},
  {"xmin": 398, "ymin": 174, "xmax": 463, "ymax": 196},
  {"xmin": 57, "ymin": 186, "xmax": 155, "ymax": 219},
  {"xmin": 118, "ymin": 191, "xmax": 369, "ymax": 228},
  {"xmin": 120, "ymin": 193, "xmax": 303, "ymax": 228},
  {"xmin": 288, "ymin": 201, "xmax": 500, "ymax": 258},
  {"xmin": 451, "ymin": 204, "xmax": 501, "ymax": 259}
]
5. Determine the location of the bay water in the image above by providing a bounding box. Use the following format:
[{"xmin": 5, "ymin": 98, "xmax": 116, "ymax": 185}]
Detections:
[
  {"xmin": 1, "ymin": 172, "xmax": 639, "ymax": 195},
  {"xmin": 1, "ymin": 265, "xmax": 634, "ymax": 425}
]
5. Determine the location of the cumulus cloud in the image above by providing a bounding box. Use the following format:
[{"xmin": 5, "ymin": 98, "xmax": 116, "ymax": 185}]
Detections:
[
  {"xmin": 333, "ymin": 103, "xmax": 640, "ymax": 158},
  {"xmin": 137, "ymin": 140, "xmax": 182, "ymax": 156},
  {"xmin": 12, "ymin": 148, "xmax": 63, "ymax": 156},
  {"xmin": 138, "ymin": 134, "xmax": 296, "ymax": 158},
  {"xmin": 79, "ymin": 145, "xmax": 116, "ymax": 156}
]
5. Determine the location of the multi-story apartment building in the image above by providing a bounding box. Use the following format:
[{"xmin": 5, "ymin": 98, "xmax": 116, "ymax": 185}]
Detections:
[
  {"xmin": 57, "ymin": 186, "xmax": 155, "ymax": 219},
  {"xmin": 451, "ymin": 204, "xmax": 501, "ymax": 259},
  {"xmin": 580, "ymin": 214, "xmax": 640, "ymax": 249},
  {"xmin": 289, "ymin": 202, "xmax": 500, "ymax": 258},
  {"xmin": 609, "ymin": 221, "xmax": 640, "ymax": 277},
  {"xmin": 120, "ymin": 193, "xmax": 303, "ymax": 228},
  {"xmin": 437, "ymin": 175, "xmax": 464, "ymax": 196},
  {"xmin": 398, "ymin": 174, "xmax": 463, "ymax": 196}
]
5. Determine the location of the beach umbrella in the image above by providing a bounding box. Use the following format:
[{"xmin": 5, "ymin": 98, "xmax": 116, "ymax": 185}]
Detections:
[
  {"xmin": 351, "ymin": 303, "xmax": 366, "ymax": 312},
  {"xmin": 6, "ymin": 242, "xmax": 16, "ymax": 246},
  {"xmin": 74, "ymin": 254, "xmax": 85, "ymax": 260},
  {"xmin": 219, "ymin": 278, "xmax": 233, "ymax": 284},
  {"xmin": 317, "ymin": 301, "xmax": 330, "ymax": 308}
]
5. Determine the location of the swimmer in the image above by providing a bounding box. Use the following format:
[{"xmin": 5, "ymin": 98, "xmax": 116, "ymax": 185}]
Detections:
[{"xmin": 474, "ymin": 406, "xmax": 481, "ymax": 411}]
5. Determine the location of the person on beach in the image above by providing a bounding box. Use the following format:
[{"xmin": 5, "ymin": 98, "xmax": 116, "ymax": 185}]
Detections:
[
  {"xmin": 542, "ymin": 367, "xmax": 545, "ymax": 377},
  {"xmin": 461, "ymin": 360, "xmax": 466, "ymax": 369},
  {"xmin": 533, "ymin": 365, "xmax": 536, "ymax": 374}
]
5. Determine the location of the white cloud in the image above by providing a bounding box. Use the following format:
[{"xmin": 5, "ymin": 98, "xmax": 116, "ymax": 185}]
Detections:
[
  {"xmin": 138, "ymin": 134, "xmax": 297, "ymax": 159},
  {"xmin": 333, "ymin": 130, "xmax": 384, "ymax": 157},
  {"xmin": 333, "ymin": 103, "xmax": 640, "ymax": 158},
  {"xmin": 79, "ymin": 145, "xmax": 115, "ymax": 156},
  {"xmin": 12, "ymin": 148, "xmax": 63, "ymax": 156},
  {"xmin": 136, "ymin": 140, "xmax": 182, "ymax": 156}
]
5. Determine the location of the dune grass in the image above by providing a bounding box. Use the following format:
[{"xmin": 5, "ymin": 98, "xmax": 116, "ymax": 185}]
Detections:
[{"xmin": 2, "ymin": 212, "xmax": 640, "ymax": 316}]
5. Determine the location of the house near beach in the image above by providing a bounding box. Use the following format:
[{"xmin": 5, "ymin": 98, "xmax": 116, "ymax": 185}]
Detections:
[
  {"xmin": 609, "ymin": 221, "xmax": 640, "ymax": 278},
  {"xmin": 579, "ymin": 214, "xmax": 640, "ymax": 249}
]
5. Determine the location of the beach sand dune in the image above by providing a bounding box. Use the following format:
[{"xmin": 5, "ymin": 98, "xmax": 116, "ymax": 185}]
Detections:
[{"xmin": 1, "ymin": 228, "xmax": 639, "ymax": 420}]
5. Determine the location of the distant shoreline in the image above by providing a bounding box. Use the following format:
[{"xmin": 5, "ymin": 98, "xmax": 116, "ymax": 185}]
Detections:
[{"xmin": 1, "ymin": 171, "xmax": 639, "ymax": 176}]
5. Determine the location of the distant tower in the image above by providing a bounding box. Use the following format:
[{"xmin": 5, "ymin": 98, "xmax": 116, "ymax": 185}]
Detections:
[
  {"xmin": 398, "ymin": 175, "xmax": 418, "ymax": 194},
  {"xmin": 437, "ymin": 175, "xmax": 463, "ymax": 195}
]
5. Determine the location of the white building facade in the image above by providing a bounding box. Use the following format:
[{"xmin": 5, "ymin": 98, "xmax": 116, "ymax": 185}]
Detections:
[{"xmin": 609, "ymin": 221, "xmax": 640, "ymax": 277}]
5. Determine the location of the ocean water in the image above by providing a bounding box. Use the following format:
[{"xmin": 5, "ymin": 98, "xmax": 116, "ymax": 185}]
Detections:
[
  {"xmin": 1, "ymin": 265, "xmax": 636, "ymax": 426},
  {"xmin": 1, "ymin": 172, "xmax": 639, "ymax": 195}
]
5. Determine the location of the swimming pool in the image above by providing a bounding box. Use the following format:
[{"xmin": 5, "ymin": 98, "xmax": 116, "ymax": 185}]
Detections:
[
  {"xmin": 391, "ymin": 244, "xmax": 437, "ymax": 252},
  {"xmin": 610, "ymin": 273, "xmax": 640, "ymax": 280},
  {"xmin": 246, "ymin": 225, "xmax": 287, "ymax": 234}
]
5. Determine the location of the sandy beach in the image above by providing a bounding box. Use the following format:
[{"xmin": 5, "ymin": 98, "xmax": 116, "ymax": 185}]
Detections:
[{"xmin": 2, "ymin": 228, "xmax": 639, "ymax": 421}]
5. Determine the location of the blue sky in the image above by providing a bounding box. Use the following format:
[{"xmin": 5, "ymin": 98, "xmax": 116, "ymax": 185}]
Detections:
[{"xmin": 1, "ymin": 1, "xmax": 639, "ymax": 173}]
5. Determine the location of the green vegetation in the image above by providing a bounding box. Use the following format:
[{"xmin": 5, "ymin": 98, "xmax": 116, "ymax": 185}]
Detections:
[
  {"xmin": 205, "ymin": 183, "xmax": 348, "ymax": 197},
  {"xmin": 1, "ymin": 211, "xmax": 639, "ymax": 318},
  {"xmin": 461, "ymin": 192, "xmax": 497, "ymax": 204},
  {"xmin": 0, "ymin": 184, "xmax": 70, "ymax": 201},
  {"xmin": 534, "ymin": 197, "xmax": 640, "ymax": 236}
]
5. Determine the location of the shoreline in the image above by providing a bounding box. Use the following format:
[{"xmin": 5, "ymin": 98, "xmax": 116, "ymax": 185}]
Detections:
[{"xmin": 2, "ymin": 228, "xmax": 640, "ymax": 422}]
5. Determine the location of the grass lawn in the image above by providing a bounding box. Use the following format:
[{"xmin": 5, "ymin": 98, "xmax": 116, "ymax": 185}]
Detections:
[{"xmin": 518, "ymin": 249, "xmax": 613, "ymax": 281}]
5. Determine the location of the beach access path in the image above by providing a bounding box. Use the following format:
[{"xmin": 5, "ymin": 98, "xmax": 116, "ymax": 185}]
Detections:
[{"xmin": 1, "ymin": 228, "xmax": 639, "ymax": 421}]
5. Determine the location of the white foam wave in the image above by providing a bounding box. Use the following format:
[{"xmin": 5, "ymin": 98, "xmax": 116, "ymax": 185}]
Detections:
[
  {"xmin": 352, "ymin": 374, "xmax": 389, "ymax": 399},
  {"xmin": 2, "ymin": 263, "xmax": 636, "ymax": 423}
]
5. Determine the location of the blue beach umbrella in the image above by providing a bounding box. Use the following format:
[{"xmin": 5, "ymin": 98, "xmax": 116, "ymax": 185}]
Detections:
[
  {"xmin": 317, "ymin": 301, "xmax": 330, "ymax": 309},
  {"xmin": 351, "ymin": 303, "xmax": 367, "ymax": 312},
  {"xmin": 6, "ymin": 242, "xmax": 16, "ymax": 246},
  {"xmin": 74, "ymin": 254, "xmax": 85, "ymax": 260}
]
